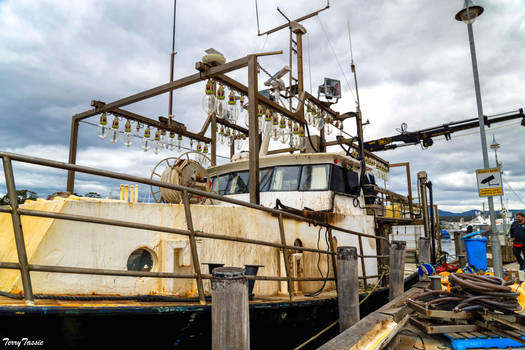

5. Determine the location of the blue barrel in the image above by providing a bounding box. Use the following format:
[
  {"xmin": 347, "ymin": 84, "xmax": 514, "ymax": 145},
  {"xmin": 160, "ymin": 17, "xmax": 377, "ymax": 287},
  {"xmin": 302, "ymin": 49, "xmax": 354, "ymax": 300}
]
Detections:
[{"xmin": 462, "ymin": 233, "xmax": 487, "ymax": 270}]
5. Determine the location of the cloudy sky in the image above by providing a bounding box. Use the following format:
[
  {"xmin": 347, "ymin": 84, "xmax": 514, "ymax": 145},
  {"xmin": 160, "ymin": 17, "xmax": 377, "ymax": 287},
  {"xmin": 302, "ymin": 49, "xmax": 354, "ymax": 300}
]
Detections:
[{"xmin": 0, "ymin": 0, "xmax": 524, "ymax": 212}]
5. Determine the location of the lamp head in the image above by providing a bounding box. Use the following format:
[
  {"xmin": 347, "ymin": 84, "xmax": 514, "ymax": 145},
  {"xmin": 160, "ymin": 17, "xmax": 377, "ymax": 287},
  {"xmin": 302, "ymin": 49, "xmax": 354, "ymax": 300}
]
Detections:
[{"xmin": 455, "ymin": 4, "xmax": 484, "ymax": 24}]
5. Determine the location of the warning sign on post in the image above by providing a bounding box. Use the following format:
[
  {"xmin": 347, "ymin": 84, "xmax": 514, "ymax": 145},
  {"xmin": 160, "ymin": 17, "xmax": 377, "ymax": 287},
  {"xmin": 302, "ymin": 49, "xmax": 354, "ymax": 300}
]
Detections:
[{"xmin": 476, "ymin": 168, "xmax": 503, "ymax": 197}]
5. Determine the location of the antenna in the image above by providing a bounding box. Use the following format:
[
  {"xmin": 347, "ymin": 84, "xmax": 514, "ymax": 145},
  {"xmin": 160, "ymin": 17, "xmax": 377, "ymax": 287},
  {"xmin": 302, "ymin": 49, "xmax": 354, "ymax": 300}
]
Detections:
[
  {"xmin": 256, "ymin": 0, "xmax": 329, "ymax": 36},
  {"xmin": 168, "ymin": 0, "xmax": 177, "ymax": 124}
]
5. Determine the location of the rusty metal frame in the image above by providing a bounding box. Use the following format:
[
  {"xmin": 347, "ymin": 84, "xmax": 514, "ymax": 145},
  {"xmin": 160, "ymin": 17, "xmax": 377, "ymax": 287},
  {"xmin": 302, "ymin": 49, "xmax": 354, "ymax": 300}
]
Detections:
[
  {"xmin": 1, "ymin": 151, "xmax": 389, "ymax": 303},
  {"xmin": 1, "ymin": 156, "xmax": 34, "ymax": 303},
  {"xmin": 389, "ymin": 162, "xmax": 414, "ymax": 220}
]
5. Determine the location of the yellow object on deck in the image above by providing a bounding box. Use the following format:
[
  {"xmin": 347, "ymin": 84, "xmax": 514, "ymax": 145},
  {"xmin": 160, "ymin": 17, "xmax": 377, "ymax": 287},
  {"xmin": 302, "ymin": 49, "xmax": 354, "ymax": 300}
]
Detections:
[{"xmin": 0, "ymin": 199, "xmax": 67, "ymax": 292}]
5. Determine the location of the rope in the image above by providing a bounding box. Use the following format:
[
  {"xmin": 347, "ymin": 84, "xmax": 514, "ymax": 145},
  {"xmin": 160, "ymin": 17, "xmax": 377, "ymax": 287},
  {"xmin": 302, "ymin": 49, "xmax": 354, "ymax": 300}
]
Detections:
[
  {"xmin": 294, "ymin": 269, "xmax": 387, "ymax": 350},
  {"xmin": 293, "ymin": 320, "xmax": 338, "ymax": 350},
  {"xmin": 0, "ymin": 290, "xmax": 209, "ymax": 302}
]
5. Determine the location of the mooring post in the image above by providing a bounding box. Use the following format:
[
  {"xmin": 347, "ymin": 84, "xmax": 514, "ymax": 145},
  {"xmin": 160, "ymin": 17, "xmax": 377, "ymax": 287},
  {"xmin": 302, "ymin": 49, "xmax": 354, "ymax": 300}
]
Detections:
[
  {"xmin": 430, "ymin": 275, "xmax": 442, "ymax": 291},
  {"xmin": 417, "ymin": 237, "xmax": 431, "ymax": 264},
  {"xmin": 212, "ymin": 267, "xmax": 250, "ymax": 350},
  {"xmin": 454, "ymin": 231, "xmax": 466, "ymax": 257},
  {"xmin": 336, "ymin": 246, "xmax": 360, "ymax": 333},
  {"xmin": 458, "ymin": 254, "xmax": 467, "ymax": 268},
  {"xmin": 389, "ymin": 241, "xmax": 406, "ymax": 301}
]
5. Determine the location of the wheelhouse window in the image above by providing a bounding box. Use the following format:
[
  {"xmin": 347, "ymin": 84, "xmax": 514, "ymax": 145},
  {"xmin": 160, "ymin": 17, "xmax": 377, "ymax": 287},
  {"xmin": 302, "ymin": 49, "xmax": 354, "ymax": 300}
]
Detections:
[
  {"xmin": 299, "ymin": 164, "xmax": 330, "ymax": 191},
  {"xmin": 260, "ymin": 168, "xmax": 273, "ymax": 192},
  {"xmin": 331, "ymin": 165, "xmax": 360, "ymax": 196},
  {"xmin": 226, "ymin": 171, "xmax": 249, "ymax": 194},
  {"xmin": 270, "ymin": 166, "xmax": 301, "ymax": 191},
  {"xmin": 211, "ymin": 174, "xmax": 231, "ymax": 195}
]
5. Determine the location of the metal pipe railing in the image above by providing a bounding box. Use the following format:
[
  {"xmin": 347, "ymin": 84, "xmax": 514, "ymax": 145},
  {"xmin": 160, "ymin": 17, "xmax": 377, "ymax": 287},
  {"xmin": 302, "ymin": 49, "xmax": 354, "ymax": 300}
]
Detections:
[{"xmin": 0, "ymin": 151, "xmax": 388, "ymax": 303}]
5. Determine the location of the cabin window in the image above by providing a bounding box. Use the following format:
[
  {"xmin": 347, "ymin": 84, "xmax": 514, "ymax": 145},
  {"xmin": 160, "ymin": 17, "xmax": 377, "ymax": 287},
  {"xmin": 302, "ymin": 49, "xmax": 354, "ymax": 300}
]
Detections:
[
  {"xmin": 270, "ymin": 166, "xmax": 301, "ymax": 191},
  {"xmin": 225, "ymin": 171, "xmax": 249, "ymax": 194},
  {"xmin": 299, "ymin": 164, "xmax": 330, "ymax": 191},
  {"xmin": 211, "ymin": 174, "xmax": 231, "ymax": 195},
  {"xmin": 127, "ymin": 248, "xmax": 155, "ymax": 272},
  {"xmin": 260, "ymin": 168, "xmax": 273, "ymax": 192},
  {"xmin": 347, "ymin": 170, "xmax": 360, "ymax": 196},
  {"xmin": 331, "ymin": 165, "xmax": 360, "ymax": 196},
  {"xmin": 330, "ymin": 165, "xmax": 347, "ymax": 193}
]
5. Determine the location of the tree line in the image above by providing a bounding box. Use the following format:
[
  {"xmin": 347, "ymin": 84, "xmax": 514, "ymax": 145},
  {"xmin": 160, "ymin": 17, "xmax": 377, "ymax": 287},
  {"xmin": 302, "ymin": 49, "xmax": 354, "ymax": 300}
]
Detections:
[{"xmin": 0, "ymin": 190, "xmax": 101, "ymax": 205}]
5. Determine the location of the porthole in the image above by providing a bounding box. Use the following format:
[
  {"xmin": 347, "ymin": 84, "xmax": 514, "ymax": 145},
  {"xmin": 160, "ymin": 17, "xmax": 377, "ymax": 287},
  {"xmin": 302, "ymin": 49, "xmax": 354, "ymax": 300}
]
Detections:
[
  {"xmin": 127, "ymin": 248, "xmax": 156, "ymax": 272},
  {"xmin": 294, "ymin": 239, "xmax": 303, "ymax": 253}
]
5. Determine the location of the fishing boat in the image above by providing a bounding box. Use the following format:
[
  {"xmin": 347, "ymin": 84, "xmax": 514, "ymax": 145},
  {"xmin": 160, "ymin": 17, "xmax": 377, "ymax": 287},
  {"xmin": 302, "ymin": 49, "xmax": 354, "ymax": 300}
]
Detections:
[{"xmin": 0, "ymin": 2, "xmax": 425, "ymax": 348}]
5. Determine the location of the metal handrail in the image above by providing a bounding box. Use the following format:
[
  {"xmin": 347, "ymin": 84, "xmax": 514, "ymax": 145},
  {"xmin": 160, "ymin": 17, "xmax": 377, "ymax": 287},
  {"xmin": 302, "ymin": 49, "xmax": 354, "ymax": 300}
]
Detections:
[{"xmin": 0, "ymin": 151, "xmax": 389, "ymax": 304}]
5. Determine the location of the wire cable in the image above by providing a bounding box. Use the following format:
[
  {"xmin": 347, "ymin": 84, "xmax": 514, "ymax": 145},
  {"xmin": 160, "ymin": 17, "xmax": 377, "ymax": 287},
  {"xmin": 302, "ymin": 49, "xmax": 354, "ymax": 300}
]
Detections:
[
  {"xmin": 316, "ymin": 15, "xmax": 356, "ymax": 104},
  {"xmin": 503, "ymin": 178, "xmax": 525, "ymax": 206}
]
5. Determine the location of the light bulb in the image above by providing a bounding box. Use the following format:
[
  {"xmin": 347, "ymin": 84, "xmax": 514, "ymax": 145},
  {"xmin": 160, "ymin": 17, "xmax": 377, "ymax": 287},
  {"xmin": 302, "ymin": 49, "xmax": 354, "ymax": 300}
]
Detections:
[
  {"xmin": 279, "ymin": 116, "xmax": 288, "ymax": 144},
  {"xmin": 299, "ymin": 126, "xmax": 306, "ymax": 151},
  {"xmin": 215, "ymin": 84, "xmax": 227, "ymax": 119},
  {"xmin": 189, "ymin": 139, "xmax": 194, "ymax": 150},
  {"xmin": 305, "ymin": 104, "xmax": 313, "ymax": 125},
  {"xmin": 168, "ymin": 131, "xmax": 175, "ymax": 151},
  {"xmin": 177, "ymin": 134, "xmax": 183, "ymax": 151},
  {"xmin": 325, "ymin": 123, "xmax": 333, "ymax": 135},
  {"xmin": 257, "ymin": 104, "xmax": 264, "ymax": 134},
  {"xmin": 97, "ymin": 113, "xmax": 109, "ymax": 139},
  {"xmin": 153, "ymin": 129, "xmax": 161, "ymax": 154},
  {"xmin": 271, "ymin": 112, "xmax": 280, "ymax": 141},
  {"xmin": 225, "ymin": 128, "xmax": 232, "ymax": 146},
  {"xmin": 316, "ymin": 111, "xmax": 326, "ymax": 131},
  {"xmin": 218, "ymin": 125, "xmax": 225, "ymax": 144},
  {"xmin": 236, "ymin": 134, "xmax": 243, "ymax": 150},
  {"xmin": 263, "ymin": 109, "xmax": 273, "ymax": 136},
  {"xmin": 123, "ymin": 119, "xmax": 133, "ymax": 147},
  {"xmin": 110, "ymin": 115, "xmax": 120, "ymax": 144},
  {"xmin": 241, "ymin": 96, "xmax": 249, "ymax": 127},
  {"xmin": 160, "ymin": 129, "xmax": 167, "ymax": 148},
  {"xmin": 338, "ymin": 121, "xmax": 344, "ymax": 136},
  {"xmin": 142, "ymin": 126, "xmax": 151, "ymax": 151},
  {"xmin": 292, "ymin": 123, "xmax": 300, "ymax": 149},
  {"xmin": 201, "ymin": 79, "xmax": 216, "ymax": 115},
  {"xmin": 227, "ymin": 90, "xmax": 238, "ymax": 123}
]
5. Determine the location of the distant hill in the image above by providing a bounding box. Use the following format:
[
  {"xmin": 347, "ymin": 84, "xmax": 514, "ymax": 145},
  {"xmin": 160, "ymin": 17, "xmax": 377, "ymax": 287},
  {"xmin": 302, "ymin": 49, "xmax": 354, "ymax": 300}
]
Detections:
[{"xmin": 438, "ymin": 209, "xmax": 525, "ymax": 217}]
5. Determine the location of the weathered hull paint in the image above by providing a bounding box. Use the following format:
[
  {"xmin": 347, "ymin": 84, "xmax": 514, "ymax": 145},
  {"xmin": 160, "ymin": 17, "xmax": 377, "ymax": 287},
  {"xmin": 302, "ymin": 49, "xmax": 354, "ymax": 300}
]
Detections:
[{"xmin": 0, "ymin": 273, "xmax": 419, "ymax": 349}]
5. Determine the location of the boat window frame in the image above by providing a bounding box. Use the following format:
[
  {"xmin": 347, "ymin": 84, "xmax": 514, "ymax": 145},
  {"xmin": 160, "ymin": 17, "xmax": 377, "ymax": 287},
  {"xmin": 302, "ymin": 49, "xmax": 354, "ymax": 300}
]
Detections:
[
  {"xmin": 330, "ymin": 164, "xmax": 361, "ymax": 197},
  {"xmin": 298, "ymin": 163, "xmax": 332, "ymax": 192},
  {"xmin": 268, "ymin": 165, "xmax": 303, "ymax": 192}
]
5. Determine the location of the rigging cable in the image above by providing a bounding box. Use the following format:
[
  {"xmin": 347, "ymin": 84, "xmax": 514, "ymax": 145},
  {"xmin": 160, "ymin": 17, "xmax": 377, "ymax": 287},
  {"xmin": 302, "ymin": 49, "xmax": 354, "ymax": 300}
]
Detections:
[
  {"xmin": 305, "ymin": 124, "xmax": 320, "ymax": 153},
  {"xmin": 307, "ymin": 32, "xmax": 313, "ymax": 93},
  {"xmin": 304, "ymin": 227, "xmax": 331, "ymax": 297},
  {"xmin": 503, "ymin": 178, "xmax": 525, "ymax": 207},
  {"xmin": 293, "ymin": 269, "xmax": 387, "ymax": 350},
  {"xmin": 316, "ymin": 15, "xmax": 356, "ymax": 104}
]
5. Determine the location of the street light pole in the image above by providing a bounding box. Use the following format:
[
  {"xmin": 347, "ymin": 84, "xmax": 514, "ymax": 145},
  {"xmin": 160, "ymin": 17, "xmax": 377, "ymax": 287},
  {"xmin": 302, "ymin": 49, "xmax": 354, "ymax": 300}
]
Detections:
[{"xmin": 455, "ymin": 0, "xmax": 503, "ymax": 277}]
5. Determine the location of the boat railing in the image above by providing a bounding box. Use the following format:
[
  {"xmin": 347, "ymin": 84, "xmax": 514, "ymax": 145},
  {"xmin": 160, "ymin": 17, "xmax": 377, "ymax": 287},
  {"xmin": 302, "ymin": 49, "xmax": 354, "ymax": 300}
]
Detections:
[{"xmin": 0, "ymin": 151, "xmax": 389, "ymax": 305}]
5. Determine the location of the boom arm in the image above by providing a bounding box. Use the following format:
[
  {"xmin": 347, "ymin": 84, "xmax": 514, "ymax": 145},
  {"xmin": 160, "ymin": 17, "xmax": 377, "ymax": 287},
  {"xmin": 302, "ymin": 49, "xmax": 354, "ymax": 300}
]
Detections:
[{"xmin": 364, "ymin": 109, "xmax": 525, "ymax": 152}]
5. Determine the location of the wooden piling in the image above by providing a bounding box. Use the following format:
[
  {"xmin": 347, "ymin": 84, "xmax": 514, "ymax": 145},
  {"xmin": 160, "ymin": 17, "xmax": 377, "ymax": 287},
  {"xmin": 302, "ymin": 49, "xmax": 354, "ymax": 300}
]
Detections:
[
  {"xmin": 389, "ymin": 241, "xmax": 406, "ymax": 301},
  {"xmin": 212, "ymin": 267, "xmax": 250, "ymax": 350},
  {"xmin": 417, "ymin": 237, "xmax": 431, "ymax": 264},
  {"xmin": 454, "ymin": 231, "xmax": 466, "ymax": 257},
  {"xmin": 336, "ymin": 246, "xmax": 360, "ymax": 333},
  {"xmin": 458, "ymin": 254, "xmax": 467, "ymax": 267},
  {"xmin": 430, "ymin": 275, "xmax": 441, "ymax": 290}
]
